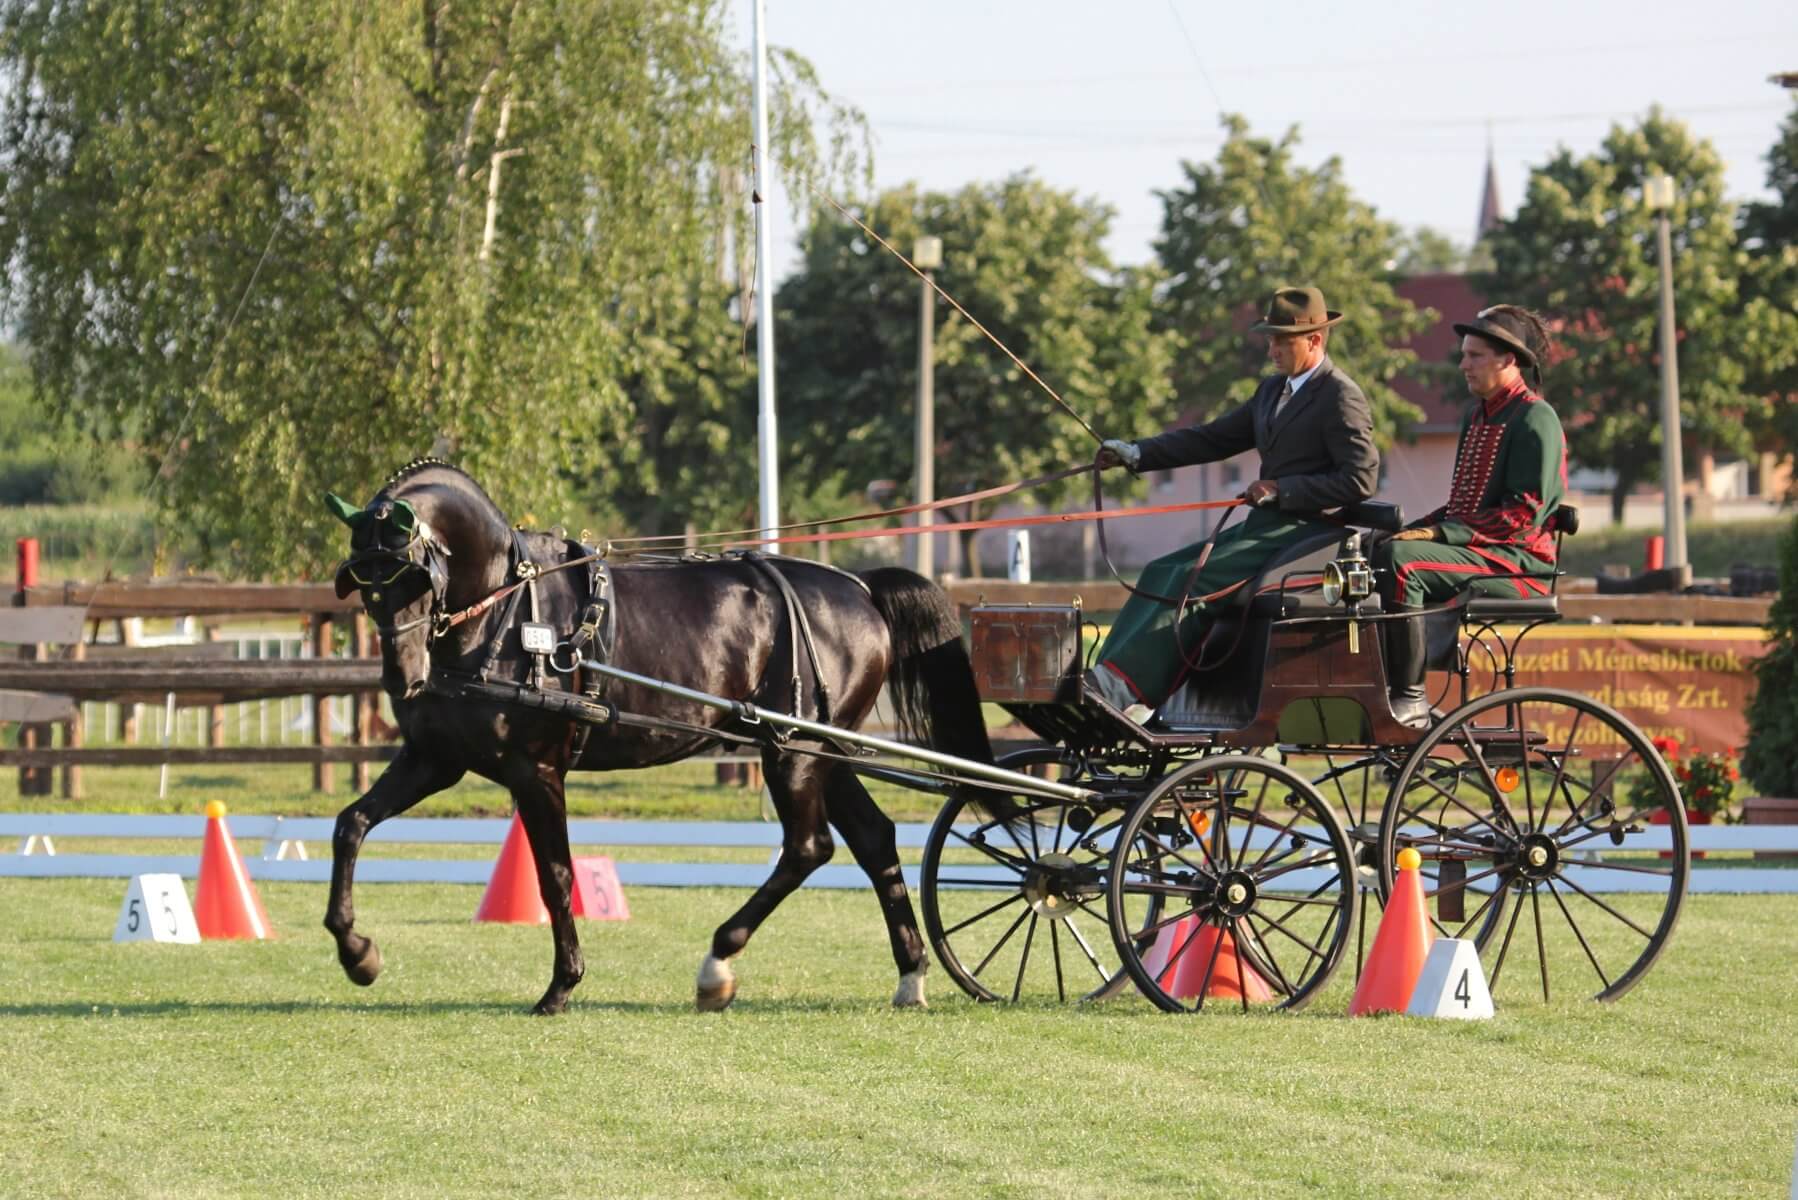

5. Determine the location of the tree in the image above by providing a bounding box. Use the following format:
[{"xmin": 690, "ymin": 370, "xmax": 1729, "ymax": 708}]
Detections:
[
  {"xmin": 1481, "ymin": 109, "xmax": 1798, "ymax": 521},
  {"xmin": 1743, "ymin": 512, "xmax": 1798, "ymax": 797},
  {"xmin": 1740, "ymin": 97, "xmax": 1798, "ymax": 485},
  {"xmin": 1153, "ymin": 116, "xmax": 1431, "ymax": 447},
  {"xmin": 774, "ymin": 176, "xmax": 1179, "ymax": 574},
  {"xmin": 0, "ymin": 1, "xmax": 856, "ymax": 575},
  {"xmin": 1391, "ymin": 226, "xmax": 1492, "ymax": 276}
]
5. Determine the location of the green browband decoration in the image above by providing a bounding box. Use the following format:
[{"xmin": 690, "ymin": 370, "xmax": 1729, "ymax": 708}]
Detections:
[{"xmin": 324, "ymin": 493, "xmax": 420, "ymax": 534}]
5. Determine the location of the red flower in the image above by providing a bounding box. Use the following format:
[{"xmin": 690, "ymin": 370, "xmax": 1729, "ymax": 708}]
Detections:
[
  {"xmin": 1651, "ymin": 735, "xmax": 1681, "ymax": 761},
  {"xmin": 1676, "ymin": 765, "xmax": 1691, "ymax": 781},
  {"xmin": 1695, "ymin": 786, "xmax": 1711, "ymax": 799},
  {"xmin": 1727, "ymin": 765, "xmax": 1740, "ymax": 781}
]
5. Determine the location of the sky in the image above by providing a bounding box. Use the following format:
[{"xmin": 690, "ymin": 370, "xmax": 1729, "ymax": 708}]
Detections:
[{"xmin": 729, "ymin": 0, "xmax": 1798, "ymax": 282}]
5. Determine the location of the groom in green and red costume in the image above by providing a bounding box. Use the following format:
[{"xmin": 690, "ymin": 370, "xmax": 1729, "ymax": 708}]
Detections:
[
  {"xmin": 1371, "ymin": 304, "xmax": 1568, "ymax": 725},
  {"xmin": 1087, "ymin": 286, "xmax": 1380, "ymax": 723}
]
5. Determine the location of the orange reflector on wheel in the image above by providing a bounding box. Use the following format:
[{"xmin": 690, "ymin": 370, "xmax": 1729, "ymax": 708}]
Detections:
[
  {"xmin": 1494, "ymin": 766, "xmax": 1520, "ymax": 793},
  {"xmin": 1189, "ymin": 811, "xmax": 1211, "ymax": 836}
]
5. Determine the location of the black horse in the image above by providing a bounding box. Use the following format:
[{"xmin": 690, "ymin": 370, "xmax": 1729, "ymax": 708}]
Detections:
[{"xmin": 323, "ymin": 459, "xmax": 994, "ymax": 1014}]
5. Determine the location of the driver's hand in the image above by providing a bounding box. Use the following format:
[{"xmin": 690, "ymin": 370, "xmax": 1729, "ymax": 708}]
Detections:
[
  {"xmin": 1242, "ymin": 479, "xmax": 1279, "ymax": 508},
  {"xmin": 1390, "ymin": 526, "xmax": 1440, "ymax": 542},
  {"xmin": 1096, "ymin": 439, "xmax": 1141, "ymax": 471}
]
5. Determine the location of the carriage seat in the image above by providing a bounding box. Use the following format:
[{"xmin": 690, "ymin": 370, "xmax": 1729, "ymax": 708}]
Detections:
[{"xmin": 1457, "ymin": 505, "xmax": 1577, "ymax": 623}]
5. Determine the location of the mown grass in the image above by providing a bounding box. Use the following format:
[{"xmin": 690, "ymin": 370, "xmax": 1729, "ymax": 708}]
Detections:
[{"xmin": 0, "ymin": 879, "xmax": 1793, "ymax": 1199}]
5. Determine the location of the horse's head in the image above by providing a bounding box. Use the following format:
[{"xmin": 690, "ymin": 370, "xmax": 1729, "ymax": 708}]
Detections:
[{"xmin": 327, "ymin": 491, "xmax": 451, "ymax": 700}]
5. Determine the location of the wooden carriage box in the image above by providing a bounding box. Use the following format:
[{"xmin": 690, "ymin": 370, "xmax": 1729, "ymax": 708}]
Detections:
[{"xmin": 970, "ymin": 605, "xmax": 1082, "ymax": 704}]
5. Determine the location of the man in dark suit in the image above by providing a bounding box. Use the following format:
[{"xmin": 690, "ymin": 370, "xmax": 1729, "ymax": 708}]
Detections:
[{"xmin": 1089, "ymin": 286, "xmax": 1380, "ymax": 721}]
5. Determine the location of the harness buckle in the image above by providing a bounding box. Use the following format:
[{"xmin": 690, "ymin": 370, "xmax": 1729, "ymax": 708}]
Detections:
[
  {"xmin": 550, "ymin": 642, "xmax": 581, "ymax": 674},
  {"xmin": 515, "ymin": 560, "xmax": 540, "ymax": 581}
]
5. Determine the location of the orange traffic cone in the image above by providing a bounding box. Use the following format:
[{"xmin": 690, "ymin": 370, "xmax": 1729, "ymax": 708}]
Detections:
[
  {"xmin": 474, "ymin": 813, "xmax": 548, "ymax": 924},
  {"xmin": 1169, "ymin": 923, "xmax": 1275, "ymax": 1003},
  {"xmin": 1349, "ymin": 846, "xmax": 1435, "ymax": 1015},
  {"xmin": 193, "ymin": 800, "xmax": 273, "ymax": 940},
  {"xmin": 1140, "ymin": 913, "xmax": 1195, "ymax": 989}
]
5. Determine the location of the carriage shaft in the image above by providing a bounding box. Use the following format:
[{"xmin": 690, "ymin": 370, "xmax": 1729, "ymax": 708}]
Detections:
[{"xmin": 578, "ymin": 659, "xmax": 1098, "ymax": 802}]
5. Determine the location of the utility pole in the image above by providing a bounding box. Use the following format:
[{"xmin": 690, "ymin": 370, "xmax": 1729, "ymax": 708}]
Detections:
[
  {"xmin": 1645, "ymin": 173, "xmax": 1688, "ymax": 577},
  {"xmin": 750, "ymin": 0, "xmax": 779, "ymax": 542},
  {"xmin": 913, "ymin": 235, "xmax": 942, "ymax": 578}
]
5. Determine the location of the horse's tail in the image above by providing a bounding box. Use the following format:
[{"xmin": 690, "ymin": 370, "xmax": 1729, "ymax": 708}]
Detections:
[{"xmin": 861, "ymin": 567, "xmax": 998, "ymax": 787}]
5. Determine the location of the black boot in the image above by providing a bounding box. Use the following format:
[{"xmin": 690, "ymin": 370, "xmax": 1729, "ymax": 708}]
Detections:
[{"xmin": 1385, "ymin": 612, "xmax": 1431, "ymax": 728}]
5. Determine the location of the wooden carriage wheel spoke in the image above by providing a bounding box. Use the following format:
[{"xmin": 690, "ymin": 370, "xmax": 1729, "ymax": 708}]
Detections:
[
  {"xmin": 1010, "ymin": 913, "xmax": 1040, "ymax": 1003},
  {"xmin": 1059, "ymin": 913, "xmax": 1114, "ymax": 986},
  {"xmin": 1254, "ymin": 851, "xmax": 1343, "ymax": 885},
  {"xmin": 1048, "ymin": 920, "xmax": 1065, "ymax": 1003},
  {"xmin": 942, "ymin": 891, "xmax": 1026, "ymax": 938},
  {"xmin": 1455, "ymin": 728, "xmax": 1525, "ymax": 836},
  {"xmin": 1487, "ymin": 883, "xmax": 1528, "ymax": 994},
  {"xmin": 1531, "ymin": 885, "xmax": 1550, "ymax": 1003},
  {"xmin": 1240, "ymin": 914, "xmax": 1301, "ymax": 996},
  {"xmin": 1398, "ymin": 769, "xmax": 1510, "ymax": 845},
  {"xmin": 1550, "ymin": 873, "xmax": 1657, "ymax": 940},
  {"xmin": 1546, "ymin": 878, "xmax": 1611, "ymax": 992},
  {"xmin": 971, "ymin": 906, "xmax": 1033, "ymax": 977},
  {"xmin": 1168, "ymin": 787, "xmax": 1225, "ymax": 876},
  {"xmin": 1542, "ymin": 707, "xmax": 1587, "ymax": 828},
  {"xmin": 1188, "ymin": 916, "xmax": 1230, "ymax": 1013},
  {"xmin": 1437, "ymin": 877, "xmax": 1507, "ymax": 942}
]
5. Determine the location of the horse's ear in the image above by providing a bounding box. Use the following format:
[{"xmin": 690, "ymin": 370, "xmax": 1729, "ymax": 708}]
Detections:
[
  {"xmin": 334, "ymin": 562, "xmax": 359, "ymax": 600},
  {"xmin": 325, "ymin": 493, "xmax": 369, "ymax": 528}
]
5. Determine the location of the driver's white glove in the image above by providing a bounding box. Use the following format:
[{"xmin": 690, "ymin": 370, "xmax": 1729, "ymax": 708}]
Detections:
[{"xmin": 1097, "ymin": 439, "xmax": 1142, "ymax": 472}]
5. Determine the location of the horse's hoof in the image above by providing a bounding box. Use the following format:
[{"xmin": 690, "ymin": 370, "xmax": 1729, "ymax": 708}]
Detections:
[
  {"xmin": 696, "ymin": 953, "xmax": 737, "ymax": 1012},
  {"xmin": 892, "ymin": 969, "xmax": 928, "ymax": 1009},
  {"xmin": 340, "ymin": 938, "xmax": 383, "ymax": 987},
  {"xmin": 532, "ymin": 995, "xmax": 569, "ymax": 1017}
]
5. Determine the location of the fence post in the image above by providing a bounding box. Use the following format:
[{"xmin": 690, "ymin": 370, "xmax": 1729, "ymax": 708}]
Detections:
[
  {"xmin": 61, "ymin": 639, "xmax": 83, "ymax": 799},
  {"xmin": 352, "ymin": 612, "xmax": 372, "ymax": 793},
  {"xmin": 205, "ymin": 623, "xmax": 223, "ymax": 748},
  {"xmin": 15, "ymin": 537, "xmax": 52, "ymax": 797},
  {"xmin": 312, "ymin": 612, "xmax": 334, "ymax": 792}
]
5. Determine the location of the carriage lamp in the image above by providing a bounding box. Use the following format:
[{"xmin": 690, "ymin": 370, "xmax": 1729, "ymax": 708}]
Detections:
[{"xmin": 1321, "ymin": 533, "xmax": 1374, "ymax": 607}]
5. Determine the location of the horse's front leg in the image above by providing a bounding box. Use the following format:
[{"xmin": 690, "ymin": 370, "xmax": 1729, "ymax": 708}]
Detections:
[
  {"xmin": 324, "ymin": 747, "xmax": 465, "ymax": 986},
  {"xmin": 510, "ymin": 761, "xmax": 583, "ymax": 1015}
]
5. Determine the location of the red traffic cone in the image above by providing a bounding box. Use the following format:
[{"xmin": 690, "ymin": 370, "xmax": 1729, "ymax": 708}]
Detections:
[
  {"xmin": 193, "ymin": 800, "xmax": 273, "ymax": 940},
  {"xmin": 474, "ymin": 813, "xmax": 548, "ymax": 924},
  {"xmin": 1349, "ymin": 846, "xmax": 1436, "ymax": 1015},
  {"xmin": 1140, "ymin": 914, "xmax": 1195, "ymax": 989},
  {"xmin": 1169, "ymin": 923, "xmax": 1275, "ymax": 1003}
]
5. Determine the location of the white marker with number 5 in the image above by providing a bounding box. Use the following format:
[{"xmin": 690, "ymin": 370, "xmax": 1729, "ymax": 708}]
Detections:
[{"xmin": 113, "ymin": 874, "xmax": 201, "ymax": 944}]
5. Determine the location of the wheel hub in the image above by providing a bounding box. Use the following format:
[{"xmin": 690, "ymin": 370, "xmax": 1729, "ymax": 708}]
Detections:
[
  {"xmin": 1021, "ymin": 852, "xmax": 1094, "ymax": 919},
  {"xmin": 1512, "ymin": 832, "xmax": 1560, "ymax": 881},
  {"xmin": 1208, "ymin": 870, "xmax": 1258, "ymax": 918}
]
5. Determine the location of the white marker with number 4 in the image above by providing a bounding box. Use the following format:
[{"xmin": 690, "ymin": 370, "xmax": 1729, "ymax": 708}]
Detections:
[
  {"xmin": 113, "ymin": 874, "xmax": 201, "ymax": 944},
  {"xmin": 1405, "ymin": 938, "xmax": 1493, "ymax": 1020}
]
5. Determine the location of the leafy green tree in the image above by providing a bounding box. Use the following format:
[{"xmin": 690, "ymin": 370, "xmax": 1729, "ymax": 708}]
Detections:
[
  {"xmin": 1740, "ymin": 98, "xmax": 1798, "ymax": 484},
  {"xmin": 775, "ymin": 176, "xmax": 1178, "ymax": 574},
  {"xmin": 1481, "ymin": 109, "xmax": 1798, "ymax": 521},
  {"xmin": 1744, "ymin": 512, "xmax": 1798, "ymax": 797},
  {"xmin": 1153, "ymin": 116, "xmax": 1431, "ymax": 447},
  {"xmin": 1391, "ymin": 226, "xmax": 1489, "ymax": 276},
  {"xmin": 0, "ymin": 1, "xmax": 856, "ymax": 575}
]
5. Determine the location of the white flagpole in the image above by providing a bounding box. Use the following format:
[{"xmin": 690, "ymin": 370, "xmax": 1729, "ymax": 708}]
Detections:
[{"xmin": 751, "ymin": 0, "xmax": 779, "ymax": 542}]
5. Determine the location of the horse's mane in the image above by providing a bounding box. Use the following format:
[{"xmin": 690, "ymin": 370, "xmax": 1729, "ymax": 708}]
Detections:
[{"xmin": 380, "ymin": 456, "xmax": 464, "ymax": 494}]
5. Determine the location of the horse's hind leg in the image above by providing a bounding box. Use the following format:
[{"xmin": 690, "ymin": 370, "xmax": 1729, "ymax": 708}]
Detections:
[
  {"xmin": 697, "ymin": 748, "xmax": 834, "ymax": 1011},
  {"xmin": 325, "ymin": 747, "xmax": 466, "ymax": 986},
  {"xmin": 509, "ymin": 762, "xmax": 584, "ymax": 1016},
  {"xmin": 822, "ymin": 764, "xmax": 930, "ymax": 1008}
]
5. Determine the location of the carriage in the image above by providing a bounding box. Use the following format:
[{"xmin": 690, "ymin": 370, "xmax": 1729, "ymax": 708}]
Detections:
[
  {"xmin": 918, "ymin": 499, "xmax": 1689, "ymax": 1012},
  {"xmin": 327, "ymin": 462, "xmax": 1688, "ymax": 1015}
]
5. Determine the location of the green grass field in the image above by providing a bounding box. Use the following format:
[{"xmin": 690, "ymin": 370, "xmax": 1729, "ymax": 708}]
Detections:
[{"xmin": 1, "ymin": 876, "xmax": 1794, "ymax": 1199}]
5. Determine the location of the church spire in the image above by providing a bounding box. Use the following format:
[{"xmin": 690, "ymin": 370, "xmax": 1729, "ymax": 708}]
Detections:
[{"xmin": 1476, "ymin": 132, "xmax": 1501, "ymax": 242}]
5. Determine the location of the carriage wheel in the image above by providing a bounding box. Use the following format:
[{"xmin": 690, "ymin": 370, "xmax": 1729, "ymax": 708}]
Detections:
[
  {"xmin": 1312, "ymin": 752, "xmax": 1509, "ymax": 976},
  {"xmin": 1107, "ymin": 755, "xmax": 1357, "ymax": 1013},
  {"xmin": 921, "ymin": 748, "xmax": 1153, "ymax": 1003},
  {"xmin": 1377, "ymin": 687, "xmax": 1688, "ymax": 1003}
]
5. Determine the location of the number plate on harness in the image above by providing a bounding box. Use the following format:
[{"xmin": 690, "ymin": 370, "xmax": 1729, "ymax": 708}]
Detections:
[{"xmin": 520, "ymin": 623, "xmax": 556, "ymax": 654}]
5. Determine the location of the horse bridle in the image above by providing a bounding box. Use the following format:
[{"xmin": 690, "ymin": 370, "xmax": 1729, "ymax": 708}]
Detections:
[{"xmin": 338, "ymin": 504, "xmax": 453, "ymax": 643}]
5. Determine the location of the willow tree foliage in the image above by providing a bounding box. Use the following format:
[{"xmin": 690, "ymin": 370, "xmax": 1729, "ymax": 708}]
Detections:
[
  {"xmin": 1153, "ymin": 115, "xmax": 1431, "ymax": 447},
  {"xmin": 0, "ymin": 1, "xmax": 857, "ymax": 574},
  {"xmin": 1740, "ymin": 98, "xmax": 1798, "ymax": 484},
  {"xmin": 1481, "ymin": 109, "xmax": 1798, "ymax": 521},
  {"xmin": 774, "ymin": 176, "xmax": 1179, "ymax": 573}
]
